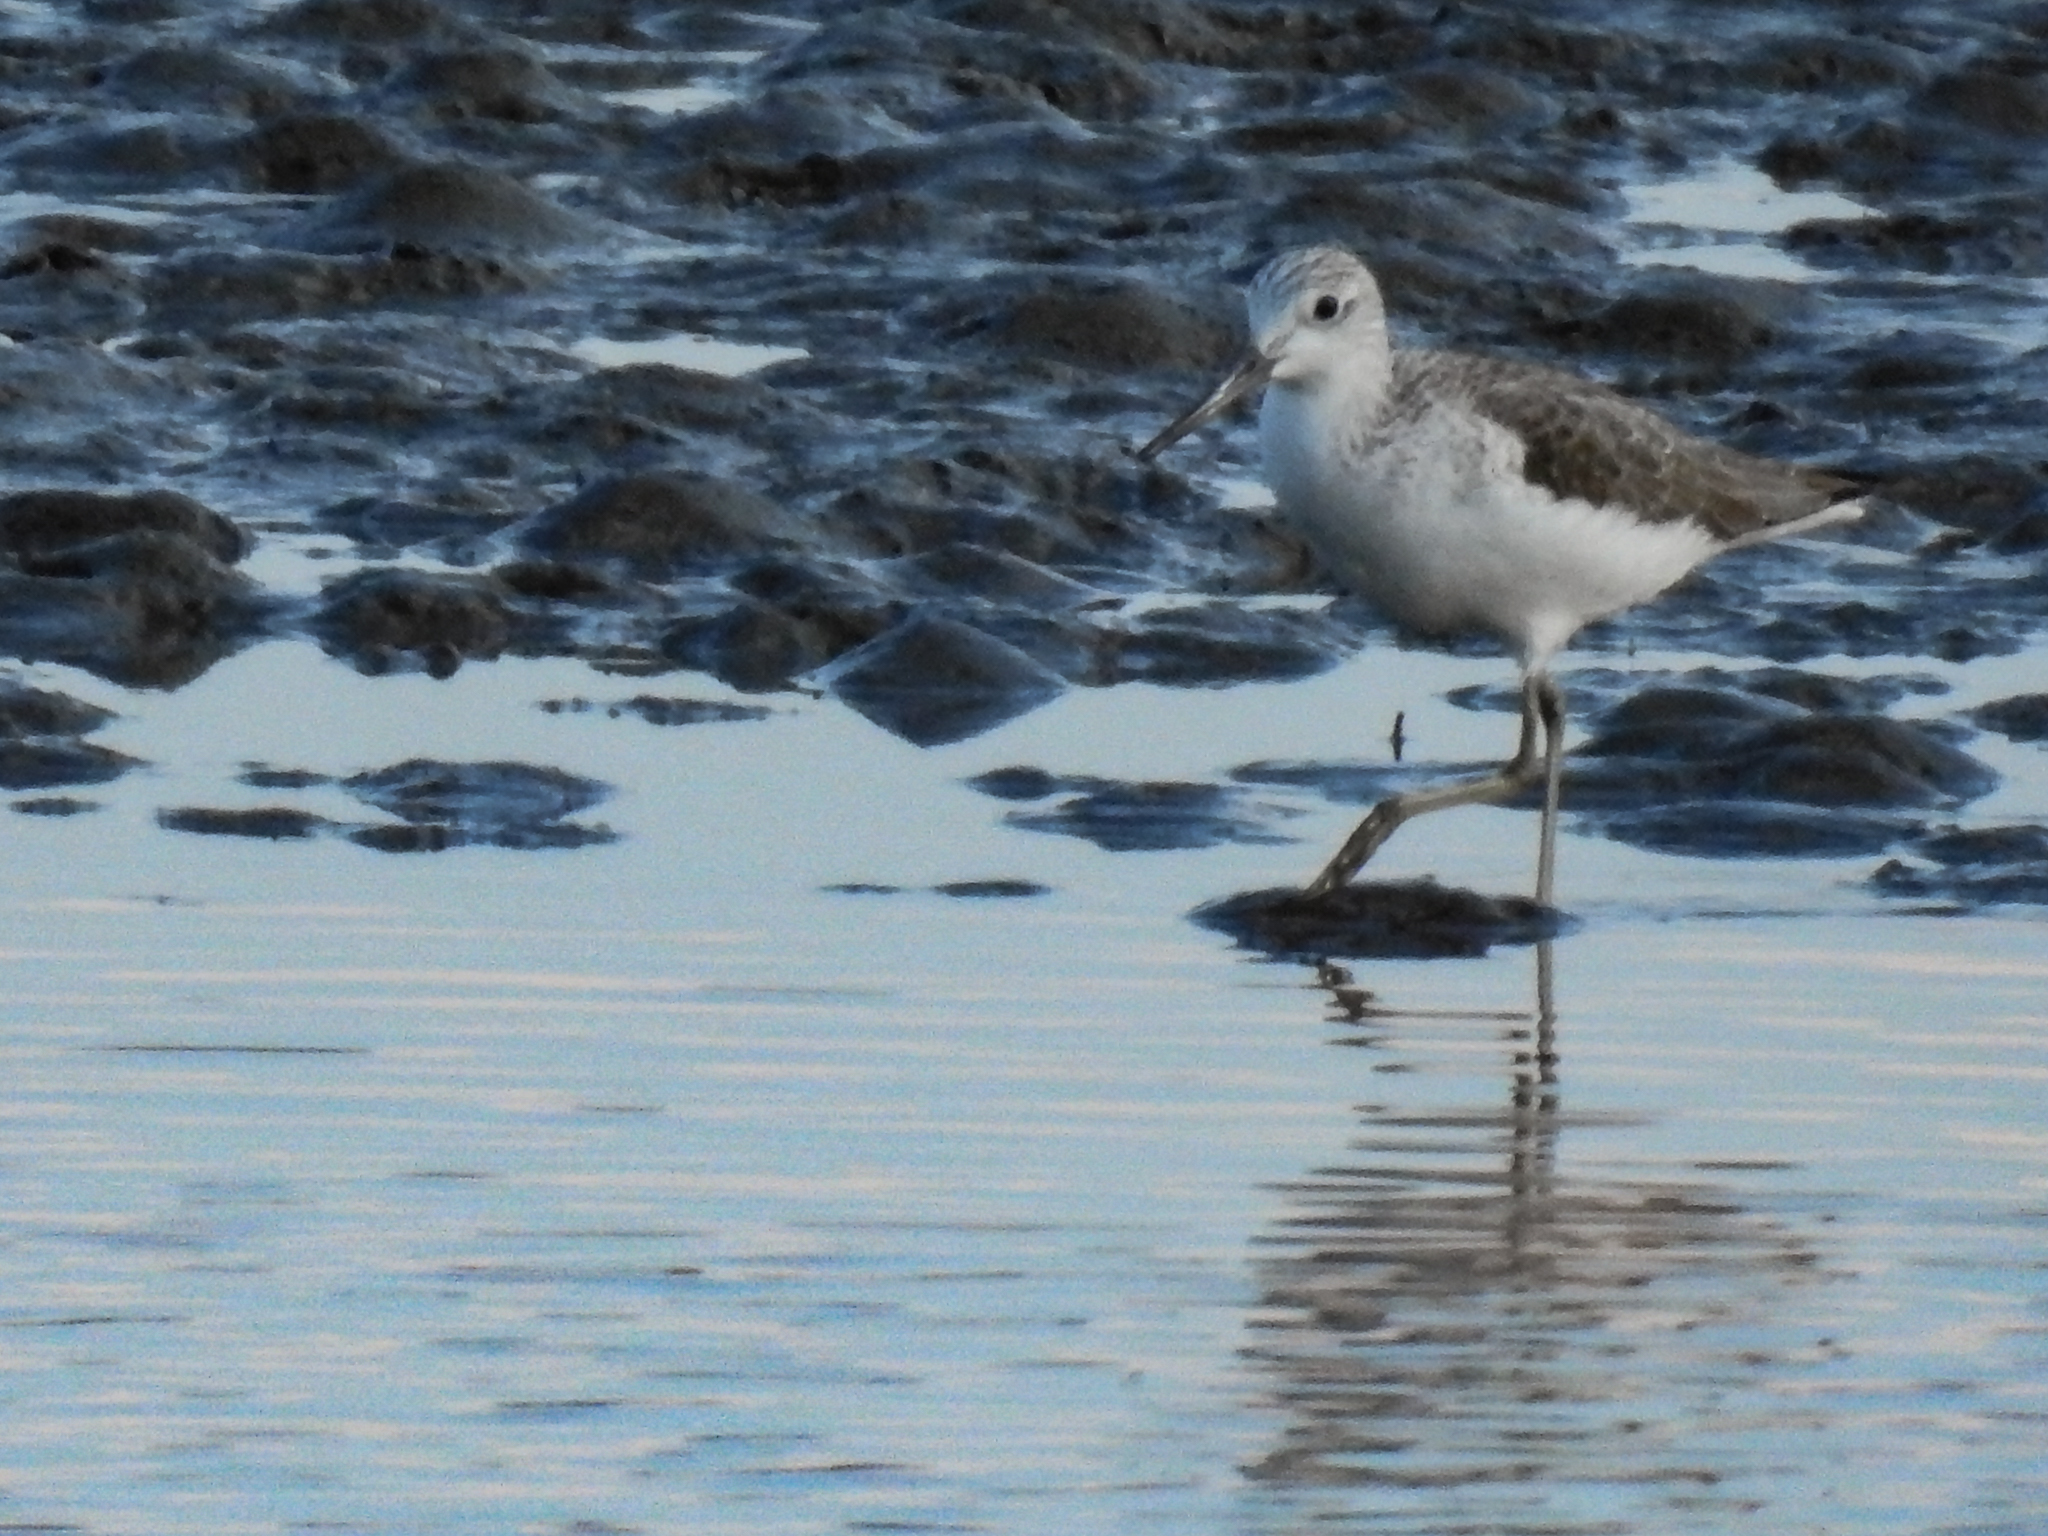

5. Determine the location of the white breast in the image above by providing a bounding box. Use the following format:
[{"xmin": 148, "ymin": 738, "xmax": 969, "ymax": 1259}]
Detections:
[{"xmin": 1260, "ymin": 384, "xmax": 1718, "ymax": 669}]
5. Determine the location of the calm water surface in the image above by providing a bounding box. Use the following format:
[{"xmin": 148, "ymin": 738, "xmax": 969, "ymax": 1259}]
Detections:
[{"xmin": 0, "ymin": 638, "xmax": 2043, "ymax": 1534}]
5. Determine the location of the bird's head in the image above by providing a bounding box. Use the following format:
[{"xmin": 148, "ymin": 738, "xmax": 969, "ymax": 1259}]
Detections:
[{"xmin": 1136, "ymin": 246, "xmax": 1388, "ymax": 462}]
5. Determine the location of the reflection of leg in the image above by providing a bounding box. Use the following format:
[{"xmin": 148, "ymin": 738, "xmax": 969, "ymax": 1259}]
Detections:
[
  {"xmin": 1508, "ymin": 936, "xmax": 1561, "ymax": 1212},
  {"xmin": 1533, "ymin": 675, "xmax": 1564, "ymax": 908},
  {"xmin": 1305, "ymin": 675, "xmax": 1549, "ymax": 896}
]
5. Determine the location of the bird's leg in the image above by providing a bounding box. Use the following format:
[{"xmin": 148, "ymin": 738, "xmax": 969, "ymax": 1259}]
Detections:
[
  {"xmin": 1533, "ymin": 675, "xmax": 1565, "ymax": 909},
  {"xmin": 1304, "ymin": 674, "xmax": 1551, "ymax": 897}
]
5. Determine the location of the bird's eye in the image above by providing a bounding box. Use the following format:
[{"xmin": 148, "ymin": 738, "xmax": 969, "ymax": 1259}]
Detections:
[{"xmin": 1311, "ymin": 294, "xmax": 1341, "ymax": 321}]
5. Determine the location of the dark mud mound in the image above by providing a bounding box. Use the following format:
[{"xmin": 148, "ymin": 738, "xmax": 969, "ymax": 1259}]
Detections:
[
  {"xmin": 661, "ymin": 555, "xmax": 902, "ymax": 692},
  {"xmin": 159, "ymin": 758, "xmax": 616, "ymax": 850},
  {"xmin": 537, "ymin": 694, "xmax": 774, "ymax": 726},
  {"xmin": 309, "ymin": 566, "xmax": 524, "ymax": 675},
  {"xmin": 1194, "ymin": 881, "xmax": 1570, "ymax": 961},
  {"xmin": 824, "ymin": 612, "xmax": 1064, "ymax": 745},
  {"xmin": 6, "ymin": 0, "xmax": 2048, "ymax": 868},
  {"xmin": 1567, "ymin": 685, "xmax": 1997, "ymax": 858},
  {"xmin": 0, "ymin": 680, "xmax": 135, "ymax": 793},
  {"xmin": 520, "ymin": 471, "xmax": 806, "ymax": 577},
  {"xmin": 157, "ymin": 805, "xmax": 336, "ymax": 840},
  {"xmin": 971, "ymin": 767, "xmax": 1301, "ymax": 852},
  {"xmin": 0, "ymin": 493, "xmax": 267, "ymax": 688},
  {"xmin": 824, "ymin": 877, "xmax": 1052, "ymax": 898},
  {"xmin": 1873, "ymin": 824, "xmax": 2048, "ymax": 907},
  {"xmin": 296, "ymin": 162, "xmax": 592, "ymax": 254},
  {"xmin": 344, "ymin": 758, "xmax": 615, "ymax": 850},
  {"xmin": 1232, "ymin": 673, "xmax": 1996, "ymax": 862},
  {"xmin": 0, "ymin": 488, "xmax": 247, "ymax": 564},
  {"xmin": 1968, "ymin": 692, "xmax": 2048, "ymax": 743}
]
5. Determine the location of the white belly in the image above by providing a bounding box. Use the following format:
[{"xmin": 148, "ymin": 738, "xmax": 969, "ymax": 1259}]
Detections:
[{"xmin": 1261, "ymin": 389, "xmax": 1716, "ymax": 668}]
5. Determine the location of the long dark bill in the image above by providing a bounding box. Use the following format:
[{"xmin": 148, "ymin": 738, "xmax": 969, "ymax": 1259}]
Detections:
[{"xmin": 1133, "ymin": 350, "xmax": 1275, "ymax": 463}]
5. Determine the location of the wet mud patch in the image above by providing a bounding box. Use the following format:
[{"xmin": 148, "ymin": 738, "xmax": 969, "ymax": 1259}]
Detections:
[
  {"xmin": 0, "ymin": 679, "xmax": 136, "ymax": 792},
  {"xmin": 970, "ymin": 767, "xmax": 1302, "ymax": 853},
  {"xmin": 536, "ymin": 694, "xmax": 775, "ymax": 726},
  {"xmin": 1193, "ymin": 882, "xmax": 1569, "ymax": 961},
  {"xmin": 1564, "ymin": 684, "xmax": 1997, "ymax": 858},
  {"xmin": 822, "ymin": 879, "xmax": 1051, "ymax": 899},
  {"xmin": 156, "ymin": 805, "xmax": 336, "ymax": 841},
  {"xmin": 824, "ymin": 613, "xmax": 1065, "ymax": 747},
  {"xmin": 0, "ymin": 0, "xmax": 2043, "ymax": 885},
  {"xmin": 1967, "ymin": 692, "xmax": 2048, "ymax": 743},
  {"xmin": 1237, "ymin": 674, "xmax": 1996, "ymax": 863},
  {"xmin": 344, "ymin": 759, "xmax": 615, "ymax": 851},
  {"xmin": 0, "ymin": 489, "xmax": 269, "ymax": 687},
  {"xmin": 160, "ymin": 760, "xmax": 616, "ymax": 852},
  {"xmin": 1872, "ymin": 824, "xmax": 2048, "ymax": 908}
]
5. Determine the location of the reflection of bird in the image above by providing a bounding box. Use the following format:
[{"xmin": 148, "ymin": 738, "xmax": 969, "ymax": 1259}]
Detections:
[{"xmin": 1138, "ymin": 246, "xmax": 1863, "ymax": 904}]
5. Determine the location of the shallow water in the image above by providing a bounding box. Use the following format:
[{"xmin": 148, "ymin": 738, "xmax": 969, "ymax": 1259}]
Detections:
[
  {"xmin": 5, "ymin": 9, "xmax": 2048, "ymax": 1532},
  {"xmin": 2, "ymin": 634, "xmax": 2045, "ymax": 1535}
]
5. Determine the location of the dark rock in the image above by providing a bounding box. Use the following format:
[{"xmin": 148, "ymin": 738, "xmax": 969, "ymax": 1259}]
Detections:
[
  {"xmin": 1871, "ymin": 454, "xmax": 2048, "ymax": 536},
  {"xmin": 0, "ymin": 529, "xmax": 266, "ymax": 688},
  {"xmin": 672, "ymin": 147, "xmax": 910, "ymax": 210},
  {"xmin": 0, "ymin": 680, "xmax": 116, "ymax": 739},
  {"xmin": 818, "ymin": 191, "xmax": 940, "ymax": 246},
  {"xmin": 537, "ymin": 694, "xmax": 773, "ymax": 725},
  {"xmin": 310, "ymin": 568, "xmax": 514, "ymax": 670},
  {"xmin": 1544, "ymin": 272, "xmax": 1801, "ymax": 368},
  {"xmin": 1873, "ymin": 823, "xmax": 2048, "ymax": 906},
  {"xmin": 256, "ymin": 0, "xmax": 473, "ymax": 47},
  {"xmin": 544, "ymin": 364, "xmax": 818, "ymax": 447},
  {"xmin": 240, "ymin": 766, "xmax": 333, "ymax": 789},
  {"xmin": 1230, "ymin": 758, "xmax": 1428, "ymax": 806},
  {"xmin": 1004, "ymin": 778, "xmax": 1299, "ymax": 852},
  {"xmin": 663, "ymin": 599, "xmax": 841, "ymax": 693},
  {"xmin": 313, "ymin": 495, "xmax": 512, "ymax": 552},
  {"xmin": 1968, "ymin": 693, "xmax": 2048, "ymax": 742},
  {"xmin": 966, "ymin": 277, "xmax": 1239, "ymax": 374},
  {"xmin": 766, "ymin": 8, "xmax": 1164, "ymax": 126},
  {"xmin": 491, "ymin": 559, "xmax": 614, "ymax": 602},
  {"xmin": 300, "ymin": 162, "xmax": 589, "ymax": 253},
  {"xmin": 1787, "ymin": 202, "xmax": 2048, "ymax": 277},
  {"xmin": 1388, "ymin": 62, "xmax": 1553, "ymax": 136},
  {"xmin": 933, "ymin": 878, "xmax": 1050, "ymax": 898},
  {"xmin": 1914, "ymin": 824, "xmax": 2048, "ymax": 866},
  {"xmin": 343, "ymin": 759, "xmax": 615, "ymax": 850},
  {"xmin": 12, "ymin": 796, "xmax": 100, "ymax": 816},
  {"xmin": 1916, "ymin": 56, "xmax": 2048, "ymax": 138},
  {"xmin": 393, "ymin": 46, "xmax": 569, "ymax": 123},
  {"xmin": 0, "ymin": 487, "xmax": 247, "ymax": 564},
  {"xmin": 0, "ymin": 739, "xmax": 136, "ymax": 791},
  {"xmin": 966, "ymin": 764, "xmax": 1068, "ymax": 801},
  {"xmin": 241, "ymin": 113, "xmax": 408, "ymax": 193},
  {"xmin": 824, "ymin": 611, "xmax": 1065, "ymax": 745},
  {"xmin": 522, "ymin": 471, "xmax": 801, "ymax": 576},
  {"xmin": 1726, "ymin": 33, "xmax": 1930, "ymax": 95},
  {"xmin": 143, "ymin": 246, "xmax": 537, "ymax": 321},
  {"xmin": 1837, "ymin": 330, "xmax": 1998, "ymax": 392},
  {"xmin": 157, "ymin": 805, "xmax": 334, "ymax": 839},
  {"xmin": 831, "ymin": 444, "xmax": 1153, "ymax": 565},
  {"xmin": 1596, "ymin": 803, "xmax": 1915, "ymax": 859},
  {"xmin": 884, "ymin": 545, "xmax": 1100, "ymax": 607},
  {"xmin": 1092, "ymin": 602, "xmax": 1352, "ymax": 687},
  {"xmin": 1192, "ymin": 881, "xmax": 1570, "ymax": 961},
  {"xmin": 103, "ymin": 44, "xmax": 308, "ymax": 118},
  {"xmin": 1571, "ymin": 692, "xmax": 1996, "ymax": 811},
  {"xmin": 662, "ymin": 558, "xmax": 900, "ymax": 691}
]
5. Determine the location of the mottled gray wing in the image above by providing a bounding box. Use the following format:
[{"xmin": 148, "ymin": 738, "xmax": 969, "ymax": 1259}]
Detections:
[{"xmin": 1394, "ymin": 350, "xmax": 1857, "ymax": 545}]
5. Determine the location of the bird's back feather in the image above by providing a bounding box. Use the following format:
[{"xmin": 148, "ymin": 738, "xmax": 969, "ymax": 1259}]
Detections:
[{"xmin": 1392, "ymin": 350, "xmax": 1858, "ymax": 547}]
